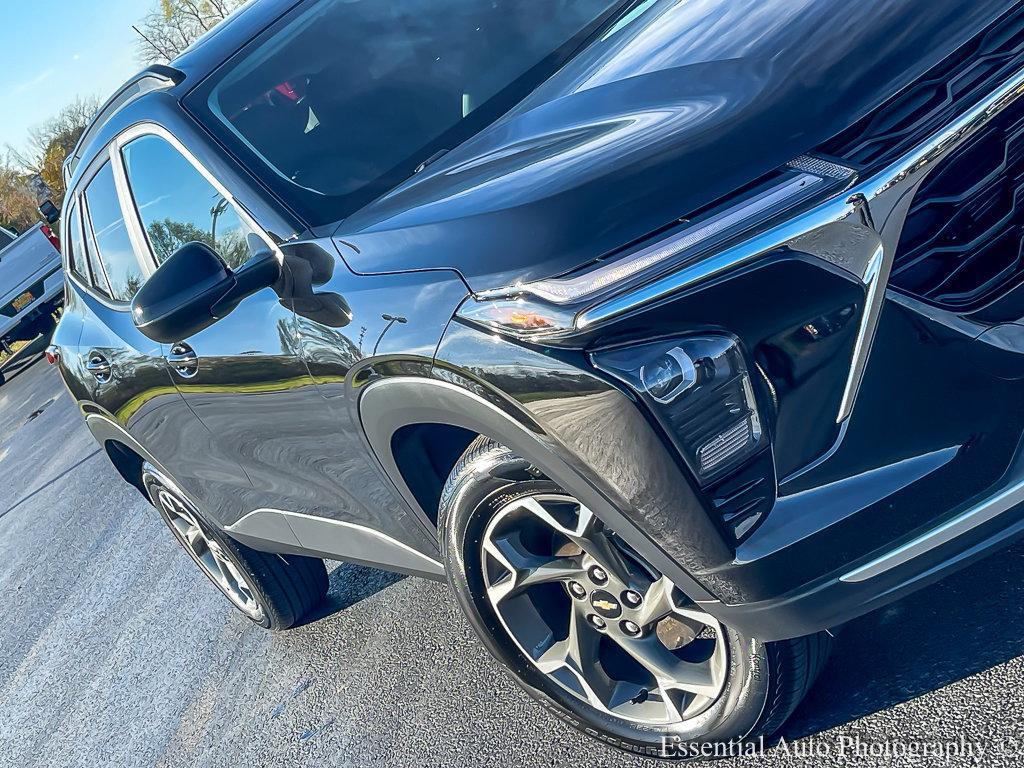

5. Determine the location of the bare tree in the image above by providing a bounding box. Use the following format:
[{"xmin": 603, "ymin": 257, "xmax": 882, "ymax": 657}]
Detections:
[
  {"xmin": 134, "ymin": 0, "xmax": 248, "ymax": 65},
  {"xmin": 0, "ymin": 159, "xmax": 42, "ymax": 233},
  {"xmin": 8, "ymin": 96, "xmax": 102, "ymax": 208}
]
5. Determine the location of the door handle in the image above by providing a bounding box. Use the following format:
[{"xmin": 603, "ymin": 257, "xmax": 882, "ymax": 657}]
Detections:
[
  {"xmin": 85, "ymin": 352, "xmax": 112, "ymax": 383},
  {"xmin": 166, "ymin": 343, "xmax": 199, "ymax": 379}
]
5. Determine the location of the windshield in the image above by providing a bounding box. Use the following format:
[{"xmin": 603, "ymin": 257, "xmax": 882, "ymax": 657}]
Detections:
[{"xmin": 188, "ymin": 0, "xmax": 624, "ymax": 226}]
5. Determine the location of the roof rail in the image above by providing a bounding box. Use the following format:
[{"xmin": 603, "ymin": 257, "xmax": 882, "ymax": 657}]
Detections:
[{"xmin": 64, "ymin": 65, "xmax": 185, "ymax": 183}]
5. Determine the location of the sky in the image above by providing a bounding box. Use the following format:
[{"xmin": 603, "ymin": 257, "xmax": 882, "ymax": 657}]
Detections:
[{"xmin": 1, "ymin": 0, "xmax": 144, "ymax": 155}]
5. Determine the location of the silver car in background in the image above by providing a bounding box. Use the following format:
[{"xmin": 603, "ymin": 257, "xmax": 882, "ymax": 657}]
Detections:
[{"xmin": 0, "ymin": 223, "xmax": 63, "ymax": 381}]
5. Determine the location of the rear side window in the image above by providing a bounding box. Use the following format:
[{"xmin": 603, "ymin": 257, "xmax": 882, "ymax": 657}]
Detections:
[
  {"xmin": 81, "ymin": 200, "xmax": 112, "ymax": 297},
  {"xmin": 83, "ymin": 163, "xmax": 145, "ymax": 302},
  {"xmin": 0, "ymin": 228, "xmax": 13, "ymax": 249},
  {"xmin": 65, "ymin": 203, "xmax": 87, "ymax": 279},
  {"xmin": 187, "ymin": 0, "xmax": 623, "ymax": 225},
  {"xmin": 122, "ymin": 134, "xmax": 260, "ymax": 270}
]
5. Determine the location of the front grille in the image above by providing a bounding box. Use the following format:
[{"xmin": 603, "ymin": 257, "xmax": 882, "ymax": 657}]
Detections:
[
  {"xmin": 821, "ymin": 5, "xmax": 1024, "ymax": 311},
  {"xmin": 823, "ymin": 5, "xmax": 1024, "ymax": 170},
  {"xmin": 891, "ymin": 97, "xmax": 1024, "ymax": 309}
]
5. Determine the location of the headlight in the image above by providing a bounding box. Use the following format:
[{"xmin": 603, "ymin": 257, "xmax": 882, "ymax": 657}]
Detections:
[
  {"xmin": 592, "ymin": 335, "xmax": 765, "ymax": 485},
  {"xmin": 460, "ymin": 155, "xmax": 855, "ymax": 340},
  {"xmin": 639, "ymin": 347, "xmax": 698, "ymax": 403}
]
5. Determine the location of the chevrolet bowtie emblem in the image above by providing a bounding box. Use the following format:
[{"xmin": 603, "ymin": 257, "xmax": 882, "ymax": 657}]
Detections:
[{"xmin": 589, "ymin": 590, "xmax": 623, "ymax": 618}]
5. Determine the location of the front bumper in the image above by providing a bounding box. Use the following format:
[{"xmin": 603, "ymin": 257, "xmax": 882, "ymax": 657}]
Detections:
[
  {"xmin": 437, "ymin": 310, "xmax": 1024, "ymax": 640},
  {"xmin": 714, "ymin": 480, "xmax": 1024, "ymax": 640}
]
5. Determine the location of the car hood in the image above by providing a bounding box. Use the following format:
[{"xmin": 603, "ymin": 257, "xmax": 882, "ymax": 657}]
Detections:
[{"xmin": 333, "ymin": 0, "xmax": 1014, "ymax": 291}]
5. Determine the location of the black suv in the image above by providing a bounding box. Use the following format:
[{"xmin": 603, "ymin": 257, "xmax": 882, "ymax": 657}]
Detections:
[{"xmin": 53, "ymin": 0, "xmax": 1024, "ymax": 756}]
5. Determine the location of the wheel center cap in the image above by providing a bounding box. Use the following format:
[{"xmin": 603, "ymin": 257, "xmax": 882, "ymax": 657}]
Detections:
[{"xmin": 590, "ymin": 589, "xmax": 622, "ymax": 619}]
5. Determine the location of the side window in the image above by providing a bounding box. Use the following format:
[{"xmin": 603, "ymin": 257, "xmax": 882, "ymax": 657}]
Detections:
[
  {"xmin": 65, "ymin": 203, "xmax": 85, "ymax": 279},
  {"xmin": 122, "ymin": 135, "xmax": 260, "ymax": 270},
  {"xmin": 81, "ymin": 199, "xmax": 112, "ymax": 297},
  {"xmin": 84, "ymin": 162, "xmax": 145, "ymax": 302}
]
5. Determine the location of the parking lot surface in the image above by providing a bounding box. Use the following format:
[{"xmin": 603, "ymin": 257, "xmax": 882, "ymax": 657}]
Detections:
[{"xmin": 2, "ymin": 355, "xmax": 1023, "ymax": 767}]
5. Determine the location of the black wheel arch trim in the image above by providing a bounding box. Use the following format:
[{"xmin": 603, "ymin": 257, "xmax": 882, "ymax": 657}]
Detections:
[
  {"xmin": 357, "ymin": 374, "xmax": 722, "ymax": 607},
  {"xmin": 84, "ymin": 409, "xmax": 186, "ymax": 502},
  {"xmin": 359, "ymin": 373, "xmax": 1014, "ymax": 642}
]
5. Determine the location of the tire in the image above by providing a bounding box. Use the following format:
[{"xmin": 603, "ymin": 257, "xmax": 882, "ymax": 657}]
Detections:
[
  {"xmin": 142, "ymin": 464, "xmax": 328, "ymax": 630},
  {"xmin": 439, "ymin": 438, "xmax": 831, "ymax": 759}
]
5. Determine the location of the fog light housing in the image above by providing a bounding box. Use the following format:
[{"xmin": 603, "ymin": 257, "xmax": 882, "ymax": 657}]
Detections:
[{"xmin": 592, "ymin": 335, "xmax": 764, "ymax": 485}]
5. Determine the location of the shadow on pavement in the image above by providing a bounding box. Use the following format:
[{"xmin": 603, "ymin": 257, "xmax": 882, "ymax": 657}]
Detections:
[
  {"xmin": 296, "ymin": 561, "xmax": 406, "ymax": 627},
  {"xmin": 781, "ymin": 539, "xmax": 1024, "ymax": 738},
  {"xmin": 0, "ymin": 332, "xmax": 53, "ymax": 383},
  {"xmin": 298, "ymin": 535, "xmax": 1024, "ymax": 732}
]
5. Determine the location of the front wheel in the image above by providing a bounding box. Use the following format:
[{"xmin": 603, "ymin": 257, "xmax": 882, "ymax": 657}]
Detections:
[
  {"xmin": 143, "ymin": 465, "xmax": 328, "ymax": 630},
  {"xmin": 439, "ymin": 438, "xmax": 830, "ymax": 758}
]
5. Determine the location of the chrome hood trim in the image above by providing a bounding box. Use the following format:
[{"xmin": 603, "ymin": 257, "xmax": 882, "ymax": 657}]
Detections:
[{"xmin": 470, "ymin": 64, "xmax": 1024, "ymax": 424}]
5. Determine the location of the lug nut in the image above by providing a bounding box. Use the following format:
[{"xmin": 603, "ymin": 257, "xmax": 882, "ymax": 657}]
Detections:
[
  {"xmin": 587, "ymin": 614, "xmax": 607, "ymax": 630},
  {"xmin": 621, "ymin": 620, "xmax": 642, "ymax": 637},
  {"xmin": 588, "ymin": 565, "xmax": 608, "ymax": 585},
  {"xmin": 568, "ymin": 581, "xmax": 587, "ymax": 599},
  {"xmin": 622, "ymin": 590, "xmax": 643, "ymax": 608}
]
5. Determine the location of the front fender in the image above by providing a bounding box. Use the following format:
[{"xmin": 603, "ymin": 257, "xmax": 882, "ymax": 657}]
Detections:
[{"xmin": 358, "ymin": 370, "xmax": 725, "ymax": 608}]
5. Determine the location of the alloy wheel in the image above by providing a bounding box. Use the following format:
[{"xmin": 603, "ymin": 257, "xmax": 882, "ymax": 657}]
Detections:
[
  {"xmin": 481, "ymin": 494, "xmax": 728, "ymax": 725},
  {"xmin": 154, "ymin": 485, "xmax": 266, "ymax": 622}
]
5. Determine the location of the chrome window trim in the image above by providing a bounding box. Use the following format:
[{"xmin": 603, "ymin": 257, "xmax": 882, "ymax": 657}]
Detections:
[
  {"xmin": 68, "ymin": 122, "xmax": 285, "ymax": 313},
  {"xmin": 79, "ymin": 192, "xmax": 120, "ymax": 306},
  {"xmin": 64, "ymin": 193, "xmax": 124, "ymax": 312},
  {"xmin": 66, "ymin": 271, "xmax": 127, "ymax": 313},
  {"xmin": 111, "ymin": 122, "xmax": 283, "ymax": 270},
  {"xmin": 69, "ymin": 152, "xmax": 151, "ymax": 311},
  {"xmin": 109, "ymin": 139, "xmax": 155, "ymax": 280},
  {"xmin": 62, "ymin": 197, "xmax": 85, "ymax": 281}
]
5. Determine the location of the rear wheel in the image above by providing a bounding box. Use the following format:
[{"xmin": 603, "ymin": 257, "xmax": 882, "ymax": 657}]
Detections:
[
  {"xmin": 439, "ymin": 438, "xmax": 830, "ymax": 758},
  {"xmin": 143, "ymin": 464, "xmax": 328, "ymax": 630}
]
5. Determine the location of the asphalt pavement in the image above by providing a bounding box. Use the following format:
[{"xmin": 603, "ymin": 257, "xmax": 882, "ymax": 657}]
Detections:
[{"xmin": 1, "ymin": 355, "xmax": 1023, "ymax": 767}]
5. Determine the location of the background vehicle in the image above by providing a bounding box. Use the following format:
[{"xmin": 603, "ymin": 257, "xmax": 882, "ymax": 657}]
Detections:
[
  {"xmin": 0, "ymin": 223, "xmax": 63, "ymax": 384},
  {"xmin": 49, "ymin": 0, "xmax": 1024, "ymax": 758}
]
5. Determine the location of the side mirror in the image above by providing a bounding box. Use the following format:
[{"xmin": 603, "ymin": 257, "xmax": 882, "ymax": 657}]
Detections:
[
  {"xmin": 131, "ymin": 240, "xmax": 281, "ymax": 343},
  {"xmin": 39, "ymin": 200, "xmax": 60, "ymax": 225}
]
